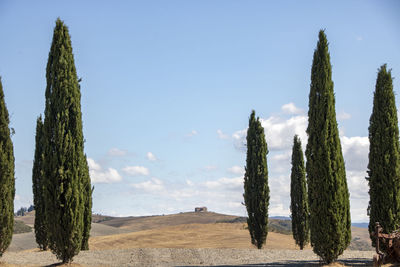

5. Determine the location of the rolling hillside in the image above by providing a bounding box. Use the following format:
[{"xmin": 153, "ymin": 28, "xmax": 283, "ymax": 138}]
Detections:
[
  {"xmin": 90, "ymin": 222, "xmax": 308, "ymax": 250},
  {"xmin": 10, "ymin": 211, "xmax": 373, "ymax": 252},
  {"xmin": 97, "ymin": 212, "xmax": 238, "ymax": 231},
  {"xmin": 93, "ymin": 211, "xmax": 372, "ymax": 251}
]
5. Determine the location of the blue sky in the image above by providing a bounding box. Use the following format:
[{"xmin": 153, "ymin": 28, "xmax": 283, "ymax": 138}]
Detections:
[{"xmin": 0, "ymin": 1, "xmax": 399, "ymax": 222}]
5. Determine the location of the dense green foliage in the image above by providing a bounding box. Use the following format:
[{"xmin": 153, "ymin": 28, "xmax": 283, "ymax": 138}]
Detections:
[
  {"xmin": 290, "ymin": 135, "xmax": 309, "ymax": 250},
  {"xmin": 305, "ymin": 30, "xmax": 351, "ymax": 263},
  {"xmin": 81, "ymin": 157, "xmax": 92, "ymax": 251},
  {"xmin": 15, "ymin": 205, "xmax": 34, "ymax": 216},
  {"xmin": 0, "ymin": 77, "xmax": 15, "ymax": 257},
  {"xmin": 42, "ymin": 19, "xmax": 91, "ymax": 263},
  {"xmin": 15, "ymin": 206, "xmax": 27, "ymax": 216},
  {"xmin": 28, "ymin": 204, "xmax": 34, "ymax": 212},
  {"xmin": 32, "ymin": 116, "xmax": 48, "ymax": 250},
  {"xmin": 367, "ymin": 64, "xmax": 400, "ymax": 250},
  {"xmin": 243, "ymin": 110, "xmax": 269, "ymax": 249}
]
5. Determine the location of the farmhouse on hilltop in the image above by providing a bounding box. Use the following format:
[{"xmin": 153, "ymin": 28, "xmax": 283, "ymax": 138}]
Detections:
[{"xmin": 195, "ymin": 207, "xmax": 207, "ymax": 212}]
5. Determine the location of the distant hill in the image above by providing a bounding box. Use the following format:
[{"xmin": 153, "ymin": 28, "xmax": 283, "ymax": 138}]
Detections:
[
  {"xmin": 97, "ymin": 212, "xmax": 293, "ymax": 235},
  {"xmin": 14, "ymin": 210, "xmax": 35, "ymax": 226},
  {"xmin": 97, "ymin": 212, "xmax": 238, "ymax": 232},
  {"xmin": 13, "ymin": 220, "xmax": 32, "ymax": 234},
  {"xmin": 92, "ymin": 214, "xmax": 114, "ymax": 223},
  {"xmin": 270, "ymin": 216, "xmax": 291, "ymax": 220},
  {"xmin": 216, "ymin": 216, "xmax": 292, "ymax": 235},
  {"xmin": 96, "ymin": 211, "xmax": 372, "ymax": 251},
  {"xmin": 352, "ymin": 223, "xmax": 368, "ymax": 228},
  {"xmin": 10, "ymin": 210, "xmax": 373, "ymax": 252}
]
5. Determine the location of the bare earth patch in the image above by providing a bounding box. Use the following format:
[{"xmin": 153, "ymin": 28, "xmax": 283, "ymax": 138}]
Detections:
[
  {"xmin": 89, "ymin": 223, "xmax": 306, "ymax": 250},
  {"xmin": 2, "ymin": 248, "xmax": 375, "ymax": 266}
]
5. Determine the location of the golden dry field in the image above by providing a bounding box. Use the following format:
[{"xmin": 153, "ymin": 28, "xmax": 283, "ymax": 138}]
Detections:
[
  {"xmin": 90, "ymin": 222, "xmax": 311, "ymax": 250},
  {"xmin": 3, "ymin": 212, "xmax": 375, "ymax": 266},
  {"xmin": 13, "ymin": 211, "xmax": 371, "ymax": 252}
]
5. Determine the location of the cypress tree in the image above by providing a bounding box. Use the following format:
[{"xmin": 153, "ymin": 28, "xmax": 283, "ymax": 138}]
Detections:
[
  {"xmin": 367, "ymin": 64, "xmax": 400, "ymax": 250},
  {"xmin": 81, "ymin": 155, "xmax": 92, "ymax": 251},
  {"xmin": 243, "ymin": 110, "xmax": 269, "ymax": 249},
  {"xmin": 290, "ymin": 135, "xmax": 309, "ymax": 250},
  {"xmin": 32, "ymin": 115, "xmax": 48, "ymax": 250},
  {"xmin": 42, "ymin": 18, "xmax": 91, "ymax": 262},
  {"xmin": 305, "ymin": 30, "xmax": 351, "ymax": 263},
  {"xmin": 0, "ymin": 77, "xmax": 15, "ymax": 257}
]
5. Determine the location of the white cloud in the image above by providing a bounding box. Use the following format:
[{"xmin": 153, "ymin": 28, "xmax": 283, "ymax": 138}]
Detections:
[
  {"xmin": 87, "ymin": 158, "xmax": 101, "ymax": 171},
  {"xmin": 232, "ymin": 105, "xmax": 308, "ymax": 151},
  {"xmin": 186, "ymin": 130, "xmax": 198, "ymax": 137},
  {"xmin": 226, "ymin": 202, "xmax": 243, "ymax": 209},
  {"xmin": 271, "ymin": 152, "xmax": 291, "ymax": 162},
  {"xmin": 269, "ymin": 174, "xmax": 290, "ymax": 204},
  {"xmin": 233, "ymin": 114, "xmax": 307, "ymax": 152},
  {"xmin": 262, "ymin": 115, "xmax": 308, "ymax": 151},
  {"xmin": 229, "ymin": 103, "xmax": 373, "ymax": 221},
  {"xmin": 339, "ymin": 136, "xmax": 369, "ymax": 221},
  {"xmin": 347, "ymin": 171, "xmax": 369, "ymax": 199},
  {"xmin": 269, "ymin": 204, "xmax": 289, "ymax": 217},
  {"xmin": 217, "ymin": 129, "xmax": 229, "ymax": 140},
  {"xmin": 227, "ymin": 166, "xmax": 244, "ymax": 175},
  {"xmin": 341, "ymin": 136, "xmax": 369, "ymax": 171},
  {"xmin": 347, "ymin": 170, "xmax": 369, "ymax": 222},
  {"xmin": 88, "ymin": 158, "xmax": 122, "ymax": 184},
  {"xmin": 356, "ymin": 36, "xmax": 363, "ymax": 41},
  {"xmin": 107, "ymin": 148, "xmax": 128, "ymax": 157},
  {"xmin": 131, "ymin": 178, "xmax": 164, "ymax": 192},
  {"xmin": 270, "ymin": 151, "xmax": 292, "ymax": 173},
  {"xmin": 122, "ymin": 166, "xmax": 150, "ymax": 176},
  {"xmin": 169, "ymin": 187, "xmax": 201, "ymax": 201},
  {"xmin": 146, "ymin": 152, "xmax": 157, "ymax": 161},
  {"xmin": 203, "ymin": 177, "xmax": 243, "ymax": 190},
  {"xmin": 232, "ymin": 129, "xmax": 247, "ymax": 151},
  {"xmin": 351, "ymin": 206, "xmax": 368, "ymax": 222},
  {"xmin": 281, "ymin": 102, "xmax": 303, "ymax": 114},
  {"xmin": 337, "ymin": 111, "xmax": 351, "ymax": 120}
]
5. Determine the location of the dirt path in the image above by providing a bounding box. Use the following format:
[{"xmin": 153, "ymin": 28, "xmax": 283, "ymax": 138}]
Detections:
[
  {"xmin": 1, "ymin": 248, "xmax": 375, "ymax": 266},
  {"xmin": 7, "ymin": 232, "xmax": 37, "ymax": 252}
]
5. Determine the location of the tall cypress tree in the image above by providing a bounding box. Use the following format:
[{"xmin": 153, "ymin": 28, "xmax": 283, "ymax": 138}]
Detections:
[
  {"xmin": 81, "ymin": 155, "xmax": 92, "ymax": 251},
  {"xmin": 42, "ymin": 18, "xmax": 91, "ymax": 263},
  {"xmin": 243, "ymin": 110, "xmax": 269, "ymax": 249},
  {"xmin": 305, "ymin": 30, "xmax": 351, "ymax": 263},
  {"xmin": 290, "ymin": 135, "xmax": 309, "ymax": 250},
  {"xmin": 76, "ymin": 78, "xmax": 92, "ymax": 251},
  {"xmin": 32, "ymin": 115, "xmax": 48, "ymax": 250},
  {"xmin": 0, "ymin": 77, "xmax": 15, "ymax": 257},
  {"xmin": 367, "ymin": 64, "xmax": 400, "ymax": 249}
]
